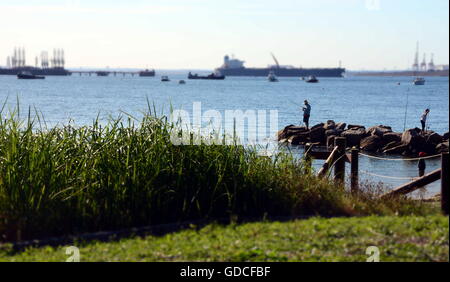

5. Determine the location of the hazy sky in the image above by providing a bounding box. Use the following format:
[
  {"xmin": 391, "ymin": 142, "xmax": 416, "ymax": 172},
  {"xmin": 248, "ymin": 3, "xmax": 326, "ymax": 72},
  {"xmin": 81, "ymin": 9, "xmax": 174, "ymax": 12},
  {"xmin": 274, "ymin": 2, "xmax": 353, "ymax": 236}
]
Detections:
[{"xmin": 1, "ymin": 0, "xmax": 448, "ymax": 70}]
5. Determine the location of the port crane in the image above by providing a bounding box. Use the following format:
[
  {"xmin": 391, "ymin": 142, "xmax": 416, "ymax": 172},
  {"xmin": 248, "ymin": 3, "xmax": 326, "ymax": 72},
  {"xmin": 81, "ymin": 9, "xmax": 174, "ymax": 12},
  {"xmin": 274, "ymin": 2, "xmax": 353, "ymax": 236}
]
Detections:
[{"xmin": 270, "ymin": 53, "xmax": 280, "ymax": 69}]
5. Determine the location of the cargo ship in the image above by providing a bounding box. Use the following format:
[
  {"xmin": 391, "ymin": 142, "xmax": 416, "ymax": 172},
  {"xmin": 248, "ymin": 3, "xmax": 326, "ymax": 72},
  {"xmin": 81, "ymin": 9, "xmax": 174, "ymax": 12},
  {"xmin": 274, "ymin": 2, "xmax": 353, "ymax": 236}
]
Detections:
[
  {"xmin": 139, "ymin": 69, "xmax": 156, "ymax": 77},
  {"xmin": 0, "ymin": 66, "xmax": 71, "ymax": 76},
  {"xmin": 215, "ymin": 54, "xmax": 345, "ymax": 77}
]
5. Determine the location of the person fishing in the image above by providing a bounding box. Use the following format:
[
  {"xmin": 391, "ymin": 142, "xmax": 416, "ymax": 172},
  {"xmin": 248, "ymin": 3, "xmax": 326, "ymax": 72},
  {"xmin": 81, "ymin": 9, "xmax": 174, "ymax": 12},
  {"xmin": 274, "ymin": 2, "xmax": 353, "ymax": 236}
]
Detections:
[
  {"xmin": 420, "ymin": 109, "xmax": 430, "ymax": 133},
  {"xmin": 302, "ymin": 100, "xmax": 311, "ymax": 130}
]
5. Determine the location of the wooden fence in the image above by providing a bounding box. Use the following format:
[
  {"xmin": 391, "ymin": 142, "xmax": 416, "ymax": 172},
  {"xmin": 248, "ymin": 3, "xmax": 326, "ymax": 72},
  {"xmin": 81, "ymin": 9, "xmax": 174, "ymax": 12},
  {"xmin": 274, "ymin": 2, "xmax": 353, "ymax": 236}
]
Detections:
[{"xmin": 305, "ymin": 137, "xmax": 449, "ymax": 215}]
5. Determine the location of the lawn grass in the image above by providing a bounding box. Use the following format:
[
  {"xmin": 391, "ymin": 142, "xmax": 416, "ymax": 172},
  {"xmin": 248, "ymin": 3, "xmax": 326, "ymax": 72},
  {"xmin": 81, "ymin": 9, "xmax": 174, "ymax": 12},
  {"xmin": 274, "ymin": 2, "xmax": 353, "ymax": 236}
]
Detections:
[{"xmin": 0, "ymin": 216, "xmax": 447, "ymax": 262}]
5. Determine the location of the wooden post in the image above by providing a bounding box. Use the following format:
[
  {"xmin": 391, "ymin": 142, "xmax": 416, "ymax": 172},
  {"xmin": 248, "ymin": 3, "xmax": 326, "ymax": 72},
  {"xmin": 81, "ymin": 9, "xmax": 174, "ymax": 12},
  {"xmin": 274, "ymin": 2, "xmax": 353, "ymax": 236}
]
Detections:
[
  {"xmin": 351, "ymin": 147, "xmax": 359, "ymax": 193},
  {"xmin": 334, "ymin": 137, "xmax": 346, "ymax": 184},
  {"xmin": 442, "ymin": 152, "xmax": 449, "ymax": 215},
  {"xmin": 304, "ymin": 143, "xmax": 312, "ymax": 174},
  {"xmin": 318, "ymin": 146, "xmax": 338, "ymax": 178}
]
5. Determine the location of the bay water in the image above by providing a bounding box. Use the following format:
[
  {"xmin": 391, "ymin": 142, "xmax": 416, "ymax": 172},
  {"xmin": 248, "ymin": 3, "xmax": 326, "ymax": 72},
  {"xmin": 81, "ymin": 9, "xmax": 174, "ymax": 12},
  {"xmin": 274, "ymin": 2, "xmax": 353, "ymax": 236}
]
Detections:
[{"xmin": 1, "ymin": 73, "xmax": 448, "ymax": 195}]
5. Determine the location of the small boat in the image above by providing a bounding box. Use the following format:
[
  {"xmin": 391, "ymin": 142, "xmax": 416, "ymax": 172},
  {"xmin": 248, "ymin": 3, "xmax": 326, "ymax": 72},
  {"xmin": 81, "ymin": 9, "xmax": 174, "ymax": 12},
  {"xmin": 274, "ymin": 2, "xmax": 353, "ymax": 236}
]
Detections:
[
  {"xmin": 188, "ymin": 72, "xmax": 225, "ymax": 80},
  {"xmin": 17, "ymin": 72, "xmax": 45, "ymax": 79},
  {"xmin": 305, "ymin": 75, "xmax": 319, "ymax": 83},
  {"xmin": 161, "ymin": 76, "xmax": 170, "ymax": 82},
  {"xmin": 267, "ymin": 71, "xmax": 278, "ymax": 82},
  {"xmin": 139, "ymin": 69, "xmax": 155, "ymax": 77},
  {"xmin": 413, "ymin": 77, "xmax": 425, "ymax": 85},
  {"xmin": 179, "ymin": 80, "xmax": 186, "ymax": 84}
]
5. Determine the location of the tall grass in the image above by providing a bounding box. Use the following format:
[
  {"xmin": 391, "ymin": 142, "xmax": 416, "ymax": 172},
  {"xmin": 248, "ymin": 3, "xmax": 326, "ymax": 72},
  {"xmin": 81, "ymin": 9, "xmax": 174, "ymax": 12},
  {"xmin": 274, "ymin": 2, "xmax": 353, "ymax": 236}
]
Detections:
[{"xmin": 0, "ymin": 105, "xmax": 433, "ymax": 241}]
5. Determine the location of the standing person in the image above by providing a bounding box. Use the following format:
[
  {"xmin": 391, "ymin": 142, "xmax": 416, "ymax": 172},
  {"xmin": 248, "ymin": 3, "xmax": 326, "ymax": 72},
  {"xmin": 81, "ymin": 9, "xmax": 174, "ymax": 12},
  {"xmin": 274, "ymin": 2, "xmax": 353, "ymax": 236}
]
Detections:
[
  {"xmin": 420, "ymin": 109, "xmax": 430, "ymax": 133},
  {"xmin": 302, "ymin": 100, "xmax": 311, "ymax": 130},
  {"xmin": 418, "ymin": 152, "xmax": 427, "ymax": 177}
]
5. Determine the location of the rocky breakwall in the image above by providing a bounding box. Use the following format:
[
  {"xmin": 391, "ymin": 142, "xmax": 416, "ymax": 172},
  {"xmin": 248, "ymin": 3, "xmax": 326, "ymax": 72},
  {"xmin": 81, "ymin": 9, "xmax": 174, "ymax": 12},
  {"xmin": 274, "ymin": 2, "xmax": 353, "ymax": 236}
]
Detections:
[{"xmin": 278, "ymin": 121, "xmax": 449, "ymax": 155}]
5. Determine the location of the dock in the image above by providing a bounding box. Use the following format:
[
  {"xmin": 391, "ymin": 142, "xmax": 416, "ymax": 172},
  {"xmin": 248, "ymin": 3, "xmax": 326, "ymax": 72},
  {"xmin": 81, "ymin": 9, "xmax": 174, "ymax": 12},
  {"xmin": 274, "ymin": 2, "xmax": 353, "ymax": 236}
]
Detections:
[{"xmin": 70, "ymin": 70, "xmax": 150, "ymax": 77}]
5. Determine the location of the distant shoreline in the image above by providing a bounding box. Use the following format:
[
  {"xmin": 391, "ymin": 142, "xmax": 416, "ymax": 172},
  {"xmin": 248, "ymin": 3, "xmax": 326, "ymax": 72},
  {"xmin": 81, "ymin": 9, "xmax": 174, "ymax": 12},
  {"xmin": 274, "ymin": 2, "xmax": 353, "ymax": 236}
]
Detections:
[{"xmin": 350, "ymin": 70, "xmax": 449, "ymax": 77}]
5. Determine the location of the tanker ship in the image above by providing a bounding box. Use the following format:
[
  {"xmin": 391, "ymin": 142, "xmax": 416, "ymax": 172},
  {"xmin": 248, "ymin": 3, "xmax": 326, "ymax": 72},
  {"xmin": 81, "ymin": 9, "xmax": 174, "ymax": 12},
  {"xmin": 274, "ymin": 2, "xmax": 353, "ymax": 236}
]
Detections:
[{"xmin": 215, "ymin": 54, "xmax": 345, "ymax": 77}]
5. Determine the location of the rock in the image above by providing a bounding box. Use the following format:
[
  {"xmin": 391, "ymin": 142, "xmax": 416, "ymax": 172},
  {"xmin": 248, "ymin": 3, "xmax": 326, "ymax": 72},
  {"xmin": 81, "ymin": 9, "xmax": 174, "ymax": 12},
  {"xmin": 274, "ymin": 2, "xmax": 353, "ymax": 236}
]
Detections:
[
  {"xmin": 360, "ymin": 135, "xmax": 384, "ymax": 152},
  {"xmin": 288, "ymin": 133, "xmax": 309, "ymax": 145},
  {"xmin": 401, "ymin": 128, "xmax": 426, "ymax": 150},
  {"xmin": 436, "ymin": 141, "xmax": 449, "ymax": 153},
  {"xmin": 383, "ymin": 132, "xmax": 402, "ymax": 143},
  {"xmin": 426, "ymin": 132, "xmax": 443, "ymax": 145},
  {"xmin": 327, "ymin": 135, "xmax": 336, "ymax": 148},
  {"xmin": 335, "ymin": 123, "xmax": 346, "ymax": 131},
  {"xmin": 278, "ymin": 125, "xmax": 308, "ymax": 140},
  {"xmin": 367, "ymin": 125, "xmax": 392, "ymax": 137},
  {"xmin": 382, "ymin": 141, "xmax": 402, "ymax": 152},
  {"xmin": 347, "ymin": 124, "xmax": 365, "ymax": 130},
  {"xmin": 309, "ymin": 126, "xmax": 326, "ymax": 143},
  {"xmin": 384, "ymin": 143, "xmax": 408, "ymax": 154},
  {"xmin": 325, "ymin": 129, "xmax": 338, "ymax": 137},
  {"xmin": 443, "ymin": 132, "xmax": 449, "ymax": 140},
  {"xmin": 341, "ymin": 127, "xmax": 368, "ymax": 147},
  {"xmin": 324, "ymin": 120, "xmax": 336, "ymax": 130},
  {"xmin": 310, "ymin": 123, "xmax": 325, "ymax": 130}
]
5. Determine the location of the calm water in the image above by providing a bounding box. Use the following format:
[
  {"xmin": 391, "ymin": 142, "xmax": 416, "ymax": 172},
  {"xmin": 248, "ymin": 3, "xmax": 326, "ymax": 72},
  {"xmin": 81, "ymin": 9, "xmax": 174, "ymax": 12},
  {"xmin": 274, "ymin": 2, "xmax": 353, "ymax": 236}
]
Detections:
[{"xmin": 1, "ymin": 73, "xmax": 448, "ymax": 195}]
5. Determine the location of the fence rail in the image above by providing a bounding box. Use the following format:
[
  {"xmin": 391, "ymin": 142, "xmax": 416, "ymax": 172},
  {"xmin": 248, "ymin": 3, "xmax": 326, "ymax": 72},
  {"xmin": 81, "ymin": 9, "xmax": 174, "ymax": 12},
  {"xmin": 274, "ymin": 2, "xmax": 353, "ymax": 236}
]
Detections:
[{"xmin": 304, "ymin": 140, "xmax": 449, "ymax": 215}]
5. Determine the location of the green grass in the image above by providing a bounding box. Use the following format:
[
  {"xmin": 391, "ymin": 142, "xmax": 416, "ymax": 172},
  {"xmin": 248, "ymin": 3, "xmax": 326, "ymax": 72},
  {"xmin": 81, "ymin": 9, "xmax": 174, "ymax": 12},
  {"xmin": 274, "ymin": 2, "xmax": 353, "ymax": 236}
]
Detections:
[
  {"xmin": 0, "ymin": 104, "xmax": 439, "ymax": 242},
  {"xmin": 1, "ymin": 216, "xmax": 447, "ymax": 262}
]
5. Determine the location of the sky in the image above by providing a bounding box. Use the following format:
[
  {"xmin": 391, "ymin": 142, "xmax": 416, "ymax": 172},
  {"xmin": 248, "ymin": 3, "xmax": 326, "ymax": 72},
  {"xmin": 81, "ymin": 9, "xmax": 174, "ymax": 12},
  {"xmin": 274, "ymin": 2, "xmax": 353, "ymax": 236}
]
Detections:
[{"xmin": 0, "ymin": 0, "xmax": 448, "ymax": 70}]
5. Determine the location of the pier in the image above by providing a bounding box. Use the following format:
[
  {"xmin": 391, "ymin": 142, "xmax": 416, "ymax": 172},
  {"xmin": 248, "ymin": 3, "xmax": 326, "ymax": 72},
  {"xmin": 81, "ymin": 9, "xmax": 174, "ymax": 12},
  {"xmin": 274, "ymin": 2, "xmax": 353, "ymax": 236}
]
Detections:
[{"xmin": 70, "ymin": 70, "xmax": 149, "ymax": 77}]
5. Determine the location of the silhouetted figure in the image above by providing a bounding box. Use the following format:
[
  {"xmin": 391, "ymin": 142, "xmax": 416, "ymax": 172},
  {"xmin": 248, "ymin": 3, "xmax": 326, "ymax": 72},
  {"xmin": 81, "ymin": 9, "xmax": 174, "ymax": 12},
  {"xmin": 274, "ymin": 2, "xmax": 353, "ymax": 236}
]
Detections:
[
  {"xmin": 420, "ymin": 109, "xmax": 430, "ymax": 133},
  {"xmin": 302, "ymin": 100, "xmax": 311, "ymax": 130},
  {"xmin": 418, "ymin": 152, "xmax": 427, "ymax": 177}
]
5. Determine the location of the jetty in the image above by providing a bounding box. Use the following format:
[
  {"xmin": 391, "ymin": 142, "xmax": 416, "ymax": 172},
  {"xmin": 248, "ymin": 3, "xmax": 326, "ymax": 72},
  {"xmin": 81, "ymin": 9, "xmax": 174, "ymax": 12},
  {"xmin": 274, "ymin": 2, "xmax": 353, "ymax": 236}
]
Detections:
[
  {"xmin": 280, "ymin": 122, "xmax": 449, "ymax": 215},
  {"xmin": 278, "ymin": 121, "xmax": 449, "ymax": 156},
  {"xmin": 70, "ymin": 70, "xmax": 155, "ymax": 77}
]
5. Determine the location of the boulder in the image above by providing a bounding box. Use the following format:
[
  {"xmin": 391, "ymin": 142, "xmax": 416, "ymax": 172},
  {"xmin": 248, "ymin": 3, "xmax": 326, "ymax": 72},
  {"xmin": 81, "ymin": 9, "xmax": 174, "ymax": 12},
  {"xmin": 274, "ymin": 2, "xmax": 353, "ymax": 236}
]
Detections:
[
  {"xmin": 360, "ymin": 135, "xmax": 384, "ymax": 152},
  {"xmin": 335, "ymin": 122, "xmax": 347, "ymax": 131},
  {"xmin": 325, "ymin": 129, "xmax": 339, "ymax": 137},
  {"xmin": 401, "ymin": 128, "xmax": 426, "ymax": 150},
  {"xmin": 327, "ymin": 135, "xmax": 336, "ymax": 148},
  {"xmin": 324, "ymin": 120, "xmax": 336, "ymax": 130},
  {"xmin": 310, "ymin": 123, "xmax": 325, "ymax": 130},
  {"xmin": 367, "ymin": 125, "xmax": 392, "ymax": 137},
  {"xmin": 426, "ymin": 132, "xmax": 443, "ymax": 145},
  {"xmin": 288, "ymin": 133, "xmax": 309, "ymax": 145},
  {"xmin": 443, "ymin": 132, "xmax": 449, "ymax": 140},
  {"xmin": 382, "ymin": 141, "xmax": 402, "ymax": 152},
  {"xmin": 278, "ymin": 125, "xmax": 308, "ymax": 140},
  {"xmin": 384, "ymin": 143, "xmax": 408, "ymax": 154},
  {"xmin": 383, "ymin": 132, "xmax": 402, "ymax": 143},
  {"xmin": 347, "ymin": 124, "xmax": 365, "ymax": 130},
  {"xmin": 341, "ymin": 127, "xmax": 368, "ymax": 147},
  {"xmin": 436, "ymin": 141, "xmax": 449, "ymax": 153},
  {"xmin": 309, "ymin": 126, "xmax": 326, "ymax": 143}
]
